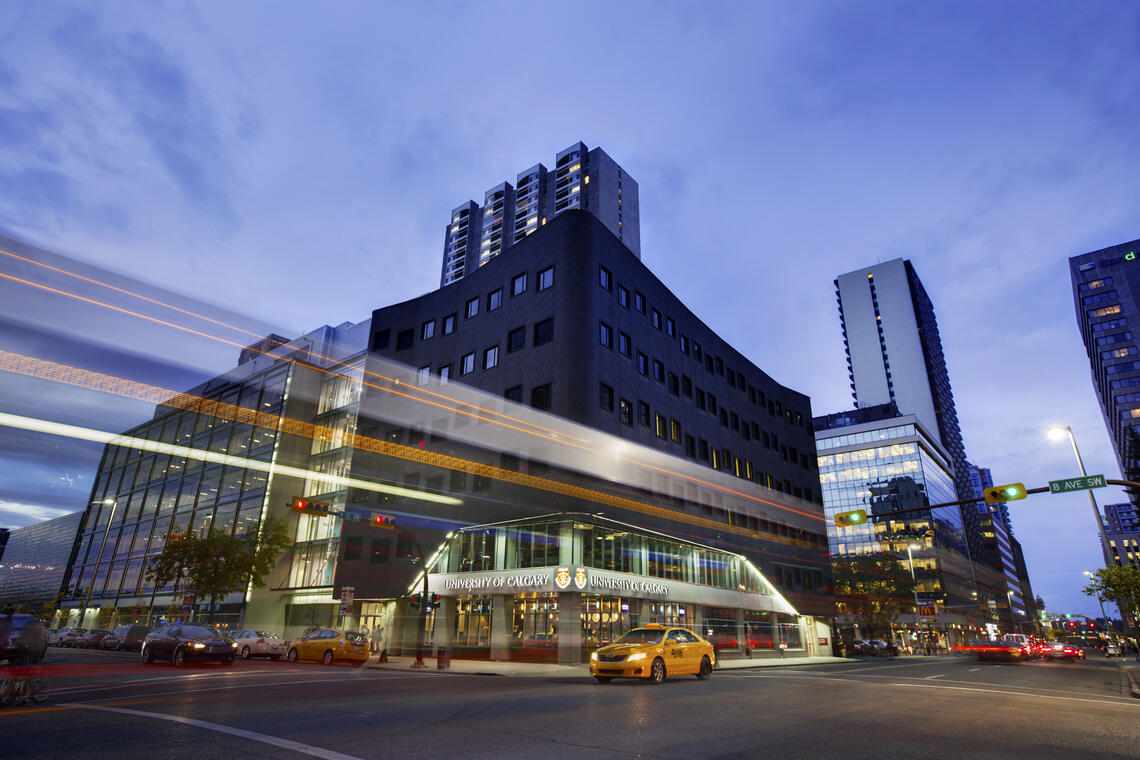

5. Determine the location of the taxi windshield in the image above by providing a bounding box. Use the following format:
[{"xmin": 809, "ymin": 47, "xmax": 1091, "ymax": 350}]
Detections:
[{"xmin": 616, "ymin": 629, "xmax": 664, "ymax": 645}]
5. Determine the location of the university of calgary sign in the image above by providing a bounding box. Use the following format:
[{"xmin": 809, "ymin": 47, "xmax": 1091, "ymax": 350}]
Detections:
[{"xmin": 436, "ymin": 566, "xmax": 669, "ymax": 597}]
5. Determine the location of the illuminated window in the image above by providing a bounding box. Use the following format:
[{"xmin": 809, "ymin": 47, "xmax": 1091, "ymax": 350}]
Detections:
[
  {"xmin": 512, "ymin": 272, "xmax": 527, "ymax": 296},
  {"xmin": 483, "ymin": 345, "xmax": 499, "ymax": 370},
  {"xmin": 421, "ymin": 320, "xmax": 435, "ymax": 340},
  {"xmin": 443, "ymin": 314, "xmax": 457, "ymax": 335},
  {"xmin": 466, "ymin": 297, "xmax": 479, "ymax": 319},
  {"xmin": 538, "ymin": 266, "xmax": 554, "ymax": 291},
  {"xmin": 488, "ymin": 288, "xmax": 502, "ymax": 311},
  {"xmin": 460, "ymin": 353, "xmax": 475, "ymax": 375}
]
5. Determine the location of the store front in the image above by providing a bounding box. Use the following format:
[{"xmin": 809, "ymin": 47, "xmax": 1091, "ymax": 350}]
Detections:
[{"xmin": 394, "ymin": 513, "xmax": 808, "ymax": 664}]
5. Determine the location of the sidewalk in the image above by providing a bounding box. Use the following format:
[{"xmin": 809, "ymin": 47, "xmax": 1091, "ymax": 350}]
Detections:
[{"xmin": 366, "ymin": 653, "xmax": 857, "ymax": 677}]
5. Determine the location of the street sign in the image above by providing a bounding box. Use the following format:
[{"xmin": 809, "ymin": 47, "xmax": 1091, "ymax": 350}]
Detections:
[
  {"xmin": 339, "ymin": 586, "xmax": 354, "ymax": 617},
  {"xmin": 917, "ymin": 598, "xmax": 937, "ymax": 620},
  {"xmin": 1048, "ymin": 474, "xmax": 1107, "ymax": 494}
]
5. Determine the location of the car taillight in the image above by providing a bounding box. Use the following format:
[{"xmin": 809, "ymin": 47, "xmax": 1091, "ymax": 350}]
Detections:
[{"xmin": 258, "ymin": 638, "xmax": 265, "ymax": 644}]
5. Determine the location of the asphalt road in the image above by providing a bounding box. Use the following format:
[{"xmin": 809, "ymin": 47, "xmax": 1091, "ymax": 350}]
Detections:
[{"xmin": 3, "ymin": 648, "xmax": 1139, "ymax": 759}]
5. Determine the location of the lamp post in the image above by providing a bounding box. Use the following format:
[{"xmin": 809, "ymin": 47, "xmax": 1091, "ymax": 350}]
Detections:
[
  {"xmin": 80, "ymin": 498, "xmax": 117, "ymax": 628},
  {"xmin": 1083, "ymin": 569, "xmax": 1114, "ymax": 642},
  {"xmin": 1047, "ymin": 426, "xmax": 1113, "ymax": 566},
  {"xmin": 906, "ymin": 543, "xmax": 923, "ymax": 654}
]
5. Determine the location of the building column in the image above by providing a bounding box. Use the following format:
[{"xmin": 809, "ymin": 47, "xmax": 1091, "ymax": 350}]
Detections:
[
  {"xmin": 434, "ymin": 596, "xmax": 457, "ymax": 655},
  {"xmin": 490, "ymin": 594, "xmax": 512, "ymax": 660},
  {"xmin": 558, "ymin": 592, "xmax": 583, "ymax": 664}
]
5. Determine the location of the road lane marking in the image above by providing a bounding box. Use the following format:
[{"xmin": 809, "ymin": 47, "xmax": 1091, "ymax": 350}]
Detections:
[
  {"xmin": 72, "ymin": 674, "xmax": 414, "ymax": 704},
  {"xmin": 969, "ymin": 668, "xmax": 981, "ymax": 672},
  {"xmin": 924, "ymin": 674, "xmax": 945, "ymax": 679},
  {"xmin": 890, "ymin": 682, "xmax": 1140, "ymax": 708},
  {"xmin": 51, "ymin": 668, "xmax": 320, "ymax": 695},
  {"xmin": 64, "ymin": 703, "xmax": 363, "ymax": 760}
]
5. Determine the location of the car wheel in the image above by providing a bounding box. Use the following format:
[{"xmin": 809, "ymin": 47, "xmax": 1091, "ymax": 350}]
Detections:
[
  {"xmin": 322, "ymin": 650, "xmax": 334, "ymax": 665},
  {"xmin": 287, "ymin": 648, "xmax": 298, "ymax": 662},
  {"xmin": 141, "ymin": 645, "xmax": 155, "ymax": 664},
  {"xmin": 173, "ymin": 647, "xmax": 186, "ymax": 666},
  {"xmin": 648, "ymin": 657, "xmax": 666, "ymax": 685},
  {"xmin": 697, "ymin": 656, "xmax": 712, "ymax": 680},
  {"xmin": 594, "ymin": 676, "xmax": 612, "ymax": 683},
  {"xmin": 241, "ymin": 646, "xmax": 251, "ymax": 660}
]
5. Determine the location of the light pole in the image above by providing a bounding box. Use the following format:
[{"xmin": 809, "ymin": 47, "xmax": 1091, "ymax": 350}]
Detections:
[
  {"xmin": 1005, "ymin": 589, "xmax": 1018, "ymax": 634},
  {"xmin": 1048, "ymin": 426, "xmax": 1113, "ymax": 566},
  {"xmin": 1083, "ymin": 569, "xmax": 1114, "ymax": 642},
  {"xmin": 906, "ymin": 543, "xmax": 923, "ymax": 654},
  {"xmin": 80, "ymin": 498, "xmax": 117, "ymax": 628}
]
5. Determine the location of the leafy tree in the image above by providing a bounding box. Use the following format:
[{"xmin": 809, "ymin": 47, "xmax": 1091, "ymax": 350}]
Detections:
[
  {"xmin": 832, "ymin": 553, "xmax": 916, "ymax": 641},
  {"xmin": 145, "ymin": 516, "xmax": 292, "ymax": 623},
  {"xmin": 1083, "ymin": 565, "xmax": 1140, "ymax": 647}
]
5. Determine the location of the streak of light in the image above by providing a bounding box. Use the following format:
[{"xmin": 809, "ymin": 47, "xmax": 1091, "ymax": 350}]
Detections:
[
  {"xmin": 0, "ymin": 411, "xmax": 463, "ymax": 506},
  {"xmin": 0, "ymin": 256, "xmax": 824, "ymax": 521},
  {"xmin": 0, "ymin": 347, "xmax": 823, "ymax": 529}
]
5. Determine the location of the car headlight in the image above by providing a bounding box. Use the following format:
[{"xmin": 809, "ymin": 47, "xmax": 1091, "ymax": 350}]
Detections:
[
  {"xmin": 627, "ymin": 653, "xmax": 647, "ymax": 661},
  {"xmin": 191, "ymin": 642, "xmax": 206, "ymax": 649},
  {"xmin": 230, "ymin": 641, "xmax": 238, "ymax": 648},
  {"xmin": 590, "ymin": 652, "xmax": 598, "ymax": 661}
]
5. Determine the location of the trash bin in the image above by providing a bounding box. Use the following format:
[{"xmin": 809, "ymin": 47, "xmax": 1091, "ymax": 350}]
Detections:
[{"xmin": 436, "ymin": 647, "xmax": 450, "ymax": 670}]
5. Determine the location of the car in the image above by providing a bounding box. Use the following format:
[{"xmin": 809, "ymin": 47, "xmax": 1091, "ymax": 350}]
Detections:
[
  {"xmin": 974, "ymin": 640, "xmax": 1029, "ymax": 662},
  {"xmin": 285, "ymin": 628, "xmax": 369, "ymax": 665},
  {"xmin": 141, "ymin": 623, "xmax": 238, "ymax": 665},
  {"xmin": 0, "ymin": 614, "xmax": 47, "ymax": 663},
  {"xmin": 1104, "ymin": 643, "xmax": 1121, "ymax": 658},
  {"xmin": 58, "ymin": 628, "xmax": 89, "ymax": 647},
  {"xmin": 844, "ymin": 640, "xmax": 876, "ymax": 656},
  {"xmin": 589, "ymin": 624, "xmax": 716, "ymax": 684},
  {"xmin": 869, "ymin": 639, "xmax": 899, "ymax": 657},
  {"xmin": 1045, "ymin": 642, "xmax": 1083, "ymax": 662},
  {"xmin": 77, "ymin": 629, "xmax": 113, "ymax": 648},
  {"xmin": 231, "ymin": 629, "xmax": 286, "ymax": 660},
  {"xmin": 101, "ymin": 624, "xmax": 150, "ymax": 652}
]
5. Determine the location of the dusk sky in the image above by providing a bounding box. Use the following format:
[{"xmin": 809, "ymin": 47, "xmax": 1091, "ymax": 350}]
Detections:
[{"xmin": 1, "ymin": 1, "xmax": 1139, "ymax": 617}]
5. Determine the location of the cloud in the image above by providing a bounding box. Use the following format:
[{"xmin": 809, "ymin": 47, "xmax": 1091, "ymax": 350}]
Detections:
[{"xmin": 0, "ymin": 498, "xmax": 77, "ymax": 529}]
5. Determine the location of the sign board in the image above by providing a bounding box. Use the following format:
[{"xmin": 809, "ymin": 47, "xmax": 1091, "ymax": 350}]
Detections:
[
  {"xmin": 917, "ymin": 598, "xmax": 937, "ymax": 620},
  {"xmin": 1049, "ymin": 474, "xmax": 1107, "ymax": 494},
  {"xmin": 339, "ymin": 586, "xmax": 354, "ymax": 616}
]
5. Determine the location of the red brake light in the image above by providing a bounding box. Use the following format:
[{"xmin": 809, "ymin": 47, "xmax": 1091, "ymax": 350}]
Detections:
[{"xmin": 258, "ymin": 638, "xmax": 265, "ymax": 644}]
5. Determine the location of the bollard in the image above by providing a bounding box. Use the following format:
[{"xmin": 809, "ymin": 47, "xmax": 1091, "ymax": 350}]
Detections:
[{"xmin": 437, "ymin": 647, "xmax": 450, "ymax": 670}]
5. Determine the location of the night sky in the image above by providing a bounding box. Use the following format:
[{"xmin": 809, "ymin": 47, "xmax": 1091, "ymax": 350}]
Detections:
[{"xmin": 1, "ymin": 1, "xmax": 1138, "ymax": 617}]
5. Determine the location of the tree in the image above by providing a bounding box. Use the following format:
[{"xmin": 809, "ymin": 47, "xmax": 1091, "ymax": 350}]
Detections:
[
  {"xmin": 145, "ymin": 516, "xmax": 292, "ymax": 623},
  {"xmin": 832, "ymin": 553, "xmax": 916, "ymax": 641},
  {"xmin": 1083, "ymin": 565, "xmax": 1140, "ymax": 648}
]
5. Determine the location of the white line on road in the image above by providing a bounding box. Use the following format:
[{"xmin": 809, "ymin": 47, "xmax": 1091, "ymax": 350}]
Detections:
[
  {"xmin": 924, "ymin": 674, "xmax": 945, "ymax": 679},
  {"xmin": 64, "ymin": 703, "xmax": 363, "ymax": 760},
  {"xmin": 890, "ymin": 681, "xmax": 1140, "ymax": 708},
  {"xmin": 969, "ymin": 668, "xmax": 981, "ymax": 672},
  {"xmin": 51, "ymin": 668, "xmax": 318, "ymax": 696},
  {"xmin": 73, "ymin": 674, "xmax": 412, "ymax": 704}
]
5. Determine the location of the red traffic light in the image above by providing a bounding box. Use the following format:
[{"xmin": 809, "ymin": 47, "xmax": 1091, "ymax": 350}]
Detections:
[{"xmin": 291, "ymin": 497, "xmax": 331, "ymax": 515}]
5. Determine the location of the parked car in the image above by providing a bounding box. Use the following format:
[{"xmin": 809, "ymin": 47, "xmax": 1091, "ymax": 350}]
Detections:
[
  {"xmin": 286, "ymin": 628, "xmax": 369, "ymax": 665},
  {"xmin": 59, "ymin": 628, "xmax": 90, "ymax": 647},
  {"xmin": 869, "ymin": 639, "xmax": 899, "ymax": 656},
  {"xmin": 47, "ymin": 627, "xmax": 76, "ymax": 646},
  {"xmin": 1104, "ymin": 643, "xmax": 1121, "ymax": 658},
  {"xmin": 844, "ymin": 640, "xmax": 875, "ymax": 656},
  {"xmin": 141, "ymin": 624, "xmax": 238, "ymax": 665},
  {"xmin": 77, "ymin": 629, "xmax": 113, "ymax": 648},
  {"xmin": 231, "ymin": 629, "xmax": 286, "ymax": 660},
  {"xmin": 0, "ymin": 614, "xmax": 47, "ymax": 663},
  {"xmin": 101, "ymin": 624, "xmax": 150, "ymax": 652}
]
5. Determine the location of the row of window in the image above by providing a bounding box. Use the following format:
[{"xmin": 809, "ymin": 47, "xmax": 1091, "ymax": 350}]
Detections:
[
  {"xmin": 597, "ymin": 266, "xmax": 807, "ymax": 429},
  {"xmin": 375, "ymin": 266, "xmax": 555, "ymax": 352},
  {"xmin": 415, "ymin": 318, "xmax": 556, "ymax": 384}
]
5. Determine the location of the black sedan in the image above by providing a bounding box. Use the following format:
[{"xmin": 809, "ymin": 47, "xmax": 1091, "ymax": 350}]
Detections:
[{"xmin": 141, "ymin": 624, "xmax": 238, "ymax": 665}]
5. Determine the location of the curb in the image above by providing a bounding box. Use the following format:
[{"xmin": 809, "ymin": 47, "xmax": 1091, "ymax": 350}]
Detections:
[{"xmin": 1119, "ymin": 662, "xmax": 1140, "ymax": 699}]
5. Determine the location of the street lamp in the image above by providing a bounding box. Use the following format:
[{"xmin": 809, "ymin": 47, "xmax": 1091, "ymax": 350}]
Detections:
[
  {"xmin": 1047, "ymin": 426, "xmax": 1113, "ymax": 566},
  {"xmin": 906, "ymin": 543, "xmax": 922, "ymax": 653},
  {"xmin": 80, "ymin": 498, "xmax": 117, "ymax": 628},
  {"xmin": 1083, "ymin": 569, "xmax": 1114, "ymax": 641}
]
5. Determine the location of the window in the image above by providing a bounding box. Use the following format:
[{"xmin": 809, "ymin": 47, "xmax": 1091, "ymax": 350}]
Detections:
[
  {"xmin": 488, "ymin": 288, "xmax": 502, "ymax": 311},
  {"xmin": 417, "ymin": 366, "xmax": 430, "ymax": 386},
  {"xmin": 666, "ymin": 317, "xmax": 675, "ymax": 337},
  {"xmin": 505, "ymin": 385, "xmax": 523, "ymax": 402},
  {"xmin": 512, "ymin": 272, "xmax": 527, "ymax": 296},
  {"xmin": 708, "ymin": 393, "xmax": 718, "ymax": 414},
  {"xmin": 637, "ymin": 352, "xmax": 649, "ymax": 376},
  {"xmin": 684, "ymin": 435, "xmax": 696, "ymax": 458},
  {"xmin": 698, "ymin": 438, "xmax": 709, "ymax": 461},
  {"xmin": 670, "ymin": 419, "xmax": 682, "ymax": 443},
  {"xmin": 599, "ymin": 383, "xmax": 614, "ymax": 413},
  {"xmin": 705, "ymin": 354, "xmax": 714, "ymax": 373},
  {"xmin": 637, "ymin": 401, "xmax": 651, "ymax": 426},
  {"xmin": 439, "ymin": 365, "xmax": 451, "ymax": 384},
  {"xmin": 599, "ymin": 266, "xmax": 612, "ymax": 291},
  {"xmin": 696, "ymin": 388, "xmax": 706, "ymax": 410},
  {"xmin": 538, "ymin": 266, "xmax": 554, "ymax": 291},
  {"xmin": 618, "ymin": 331, "xmax": 631, "ymax": 357},
  {"xmin": 680, "ymin": 334, "xmax": 689, "ymax": 354},
  {"xmin": 634, "ymin": 291, "xmax": 646, "ymax": 313},
  {"xmin": 421, "ymin": 320, "xmax": 435, "ymax": 340},
  {"xmin": 716, "ymin": 356, "xmax": 724, "ymax": 375},
  {"xmin": 534, "ymin": 318, "xmax": 554, "ymax": 346},
  {"xmin": 651, "ymin": 309, "xmax": 662, "ymax": 330},
  {"xmin": 618, "ymin": 285, "xmax": 630, "ymax": 308},
  {"xmin": 619, "ymin": 398, "xmax": 633, "ymax": 425},
  {"xmin": 531, "ymin": 384, "xmax": 552, "ymax": 410},
  {"xmin": 483, "ymin": 345, "xmax": 499, "ymax": 370},
  {"xmin": 668, "ymin": 373, "xmax": 679, "ymax": 396},
  {"xmin": 653, "ymin": 359, "xmax": 665, "ymax": 383},
  {"xmin": 655, "ymin": 414, "xmax": 667, "ymax": 439},
  {"xmin": 460, "ymin": 352, "xmax": 475, "ymax": 375},
  {"xmin": 396, "ymin": 330, "xmax": 413, "ymax": 351},
  {"xmin": 692, "ymin": 341, "xmax": 703, "ymax": 361},
  {"xmin": 682, "ymin": 375, "xmax": 692, "ymax": 397},
  {"xmin": 507, "ymin": 326, "xmax": 526, "ymax": 353},
  {"xmin": 466, "ymin": 297, "xmax": 479, "ymax": 319},
  {"xmin": 443, "ymin": 314, "xmax": 457, "ymax": 335},
  {"xmin": 599, "ymin": 321, "xmax": 614, "ymax": 349}
]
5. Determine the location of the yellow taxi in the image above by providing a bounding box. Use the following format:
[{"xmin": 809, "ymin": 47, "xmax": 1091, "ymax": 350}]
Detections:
[
  {"xmin": 590, "ymin": 623, "xmax": 715, "ymax": 684},
  {"xmin": 285, "ymin": 628, "xmax": 369, "ymax": 665}
]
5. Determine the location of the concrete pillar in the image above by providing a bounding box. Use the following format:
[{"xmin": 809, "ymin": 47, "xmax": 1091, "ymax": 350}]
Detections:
[
  {"xmin": 559, "ymin": 523, "xmax": 576, "ymax": 566},
  {"xmin": 490, "ymin": 594, "xmax": 512, "ymax": 660},
  {"xmin": 558, "ymin": 592, "xmax": 583, "ymax": 664},
  {"xmin": 434, "ymin": 596, "xmax": 457, "ymax": 655}
]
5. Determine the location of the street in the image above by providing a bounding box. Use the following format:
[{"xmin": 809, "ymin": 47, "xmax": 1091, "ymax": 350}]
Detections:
[{"xmin": 3, "ymin": 648, "xmax": 1138, "ymax": 759}]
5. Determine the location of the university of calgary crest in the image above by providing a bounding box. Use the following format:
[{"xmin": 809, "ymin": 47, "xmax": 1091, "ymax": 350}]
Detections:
[
  {"xmin": 555, "ymin": 567, "xmax": 571, "ymax": 590},
  {"xmin": 574, "ymin": 567, "xmax": 588, "ymax": 590}
]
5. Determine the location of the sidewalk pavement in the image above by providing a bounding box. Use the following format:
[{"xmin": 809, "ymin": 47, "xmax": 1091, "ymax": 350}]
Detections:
[{"xmin": 366, "ymin": 653, "xmax": 862, "ymax": 677}]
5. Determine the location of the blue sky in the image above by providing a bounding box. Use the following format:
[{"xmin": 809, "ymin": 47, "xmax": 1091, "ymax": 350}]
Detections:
[{"xmin": 1, "ymin": 1, "xmax": 1138, "ymax": 616}]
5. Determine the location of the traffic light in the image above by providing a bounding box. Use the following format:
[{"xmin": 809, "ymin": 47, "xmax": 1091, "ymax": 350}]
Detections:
[
  {"xmin": 409, "ymin": 594, "xmax": 420, "ymax": 609},
  {"xmin": 371, "ymin": 513, "xmax": 394, "ymax": 529},
  {"xmin": 983, "ymin": 483, "xmax": 1027, "ymax": 504},
  {"xmin": 291, "ymin": 497, "xmax": 332, "ymax": 515},
  {"xmin": 428, "ymin": 593, "xmax": 441, "ymax": 609},
  {"xmin": 834, "ymin": 509, "xmax": 869, "ymax": 527}
]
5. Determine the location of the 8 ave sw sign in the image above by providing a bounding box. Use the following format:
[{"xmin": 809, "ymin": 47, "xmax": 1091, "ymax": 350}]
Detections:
[{"xmin": 1048, "ymin": 474, "xmax": 1107, "ymax": 494}]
